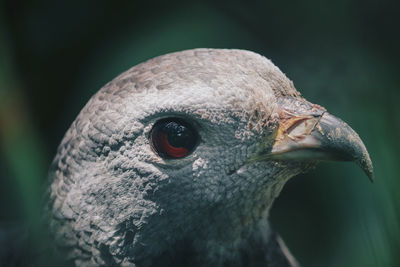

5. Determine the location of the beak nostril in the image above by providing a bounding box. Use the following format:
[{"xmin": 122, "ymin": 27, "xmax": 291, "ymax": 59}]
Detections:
[{"xmin": 262, "ymin": 97, "xmax": 374, "ymax": 182}]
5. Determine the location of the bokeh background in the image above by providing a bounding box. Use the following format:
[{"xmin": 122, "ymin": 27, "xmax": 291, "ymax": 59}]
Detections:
[{"xmin": 0, "ymin": 0, "xmax": 399, "ymax": 266}]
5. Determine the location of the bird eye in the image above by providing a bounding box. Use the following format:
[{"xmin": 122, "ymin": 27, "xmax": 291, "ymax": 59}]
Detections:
[{"xmin": 150, "ymin": 118, "xmax": 198, "ymax": 159}]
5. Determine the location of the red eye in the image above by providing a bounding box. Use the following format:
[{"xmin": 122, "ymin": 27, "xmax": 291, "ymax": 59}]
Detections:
[{"xmin": 150, "ymin": 119, "xmax": 198, "ymax": 159}]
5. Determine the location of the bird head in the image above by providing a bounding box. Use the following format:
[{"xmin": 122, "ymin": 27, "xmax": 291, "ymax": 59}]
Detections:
[{"xmin": 46, "ymin": 49, "xmax": 373, "ymax": 266}]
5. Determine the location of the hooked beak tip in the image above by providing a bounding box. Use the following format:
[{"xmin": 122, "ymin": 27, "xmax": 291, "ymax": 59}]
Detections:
[
  {"xmin": 318, "ymin": 112, "xmax": 374, "ymax": 183},
  {"xmin": 357, "ymin": 151, "xmax": 374, "ymax": 183}
]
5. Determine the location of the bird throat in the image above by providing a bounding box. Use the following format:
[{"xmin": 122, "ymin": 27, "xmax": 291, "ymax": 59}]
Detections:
[
  {"xmin": 134, "ymin": 177, "xmax": 291, "ymax": 267},
  {"xmin": 137, "ymin": 212, "xmax": 290, "ymax": 267}
]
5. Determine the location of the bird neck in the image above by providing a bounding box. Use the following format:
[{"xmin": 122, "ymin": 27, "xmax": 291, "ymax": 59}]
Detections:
[
  {"xmin": 139, "ymin": 216, "xmax": 296, "ymax": 267},
  {"xmin": 133, "ymin": 174, "xmax": 294, "ymax": 266},
  {"xmin": 137, "ymin": 183, "xmax": 290, "ymax": 267}
]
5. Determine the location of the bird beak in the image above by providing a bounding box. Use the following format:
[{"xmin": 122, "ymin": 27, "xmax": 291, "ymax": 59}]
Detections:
[{"xmin": 264, "ymin": 97, "xmax": 374, "ymax": 182}]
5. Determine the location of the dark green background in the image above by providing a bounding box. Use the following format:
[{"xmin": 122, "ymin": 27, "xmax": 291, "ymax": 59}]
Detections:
[{"xmin": 1, "ymin": 0, "xmax": 399, "ymax": 266}]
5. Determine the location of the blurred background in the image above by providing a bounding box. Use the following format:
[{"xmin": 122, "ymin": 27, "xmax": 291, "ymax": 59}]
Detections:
[{"xmin": 0, "ymin": 0, "xmax": 399, "ymax": 266}]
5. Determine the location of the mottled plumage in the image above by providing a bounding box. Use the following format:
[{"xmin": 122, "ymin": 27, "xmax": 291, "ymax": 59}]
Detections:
[{"xmin": 45, "ymin": 49, "xmax": 372, "ymax": 267}]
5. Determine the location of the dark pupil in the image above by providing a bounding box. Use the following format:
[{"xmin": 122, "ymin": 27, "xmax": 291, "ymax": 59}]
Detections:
[{"xmin": 164, "ymin": 122, "xmax": 191, "ymax": 147}]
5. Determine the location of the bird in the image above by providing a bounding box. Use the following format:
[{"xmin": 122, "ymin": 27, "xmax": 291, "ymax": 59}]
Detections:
[{"xmin": 45, "ymin": 48, "xmax": 373, "ymax": 267}]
